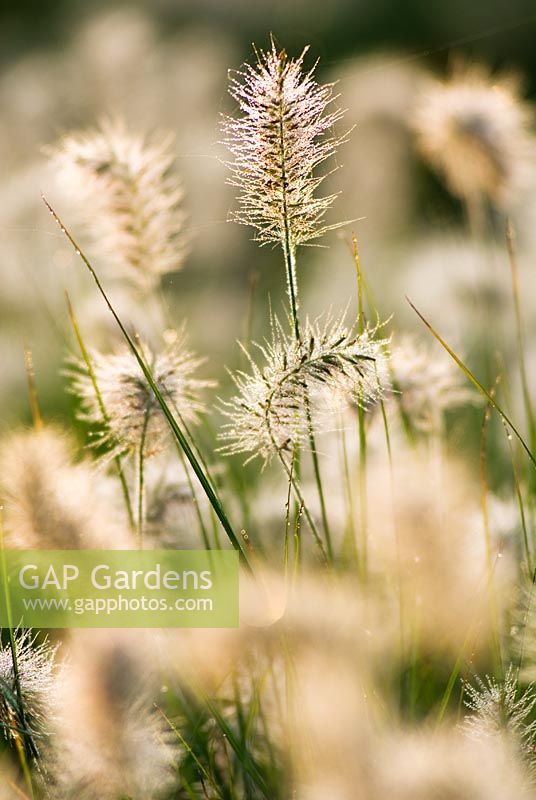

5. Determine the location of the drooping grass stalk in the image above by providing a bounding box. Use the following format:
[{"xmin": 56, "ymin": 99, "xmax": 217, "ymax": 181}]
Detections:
[
  {"xmin": 0, "ymin": 510, "xmax": 35, "ymax": 799},
  {"xmin": 408, "ymin": 297, "xmax": 536, "ymax": 470},
  {"xmin": 43, "ymin": 196, "xmax": 252, "ymax": 571},
  {"xmin": 23, "ymin": 346, "xmax": 42, "ymax": 431},
  {"xmin": 283, "ymin": 447, "xmax": 303, "ymax": 580},
  {"xmin": 65, "ymin": 293, "xmax": 135, "ymax": 530},
  {"xmin": 257, "ymin": 360, "xmax": 328, "ymax": 563}
]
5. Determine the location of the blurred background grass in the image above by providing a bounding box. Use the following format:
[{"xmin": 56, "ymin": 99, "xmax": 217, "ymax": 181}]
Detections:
[{"xmin": 3, "ymin": 0, "xmax": 536, "ymax": 81}]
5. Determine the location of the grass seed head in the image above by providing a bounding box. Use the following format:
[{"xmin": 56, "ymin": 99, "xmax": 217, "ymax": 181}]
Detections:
[
  {"xmin": 414, "ymin": 64, "xmax": 533, "ymax": 204},
  {"xmin": 50, "ymin": 630, "xmax": 177, "ymax": 799},
  {"xmin": 463, "ymin": 665, "xmax": 536, "ymax": 781},
  {"xmin": 50, "ymin": 118, "xmax": 188, "ymax": 293},
  {"xmin": 222, "ymin": 39, "xmax": 348, "ymax": 248},
  {"xmin": 220, "ymin": 314, "xmax": 389, "ymax": 463},
  {"xmin": 0, "ymin": 629, "xmax": 58, "ymax": 744},
  {"xmin": 391, "ymin": 333, "xmax": 475, "ymax": 433},
  {"xmin": 68, "ymin": 334, "xmax": 213, "ymax": 461},
  {"xmin": 0, "ymin": 426, "xmax": 129, "ymax": 548}
]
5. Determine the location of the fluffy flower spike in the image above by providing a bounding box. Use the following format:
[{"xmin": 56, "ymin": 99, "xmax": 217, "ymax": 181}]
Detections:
[
  {"xmin": 51, "ymin": 118, "xmax": 188, "ymax": 293},
  {"xmin": 222, "ymin": 38, "xmax": 348, "ymax": 248},
  {"xmin": 220, "ymin": 314, "xmax": 389, "ymax": 463},
  {"xmin": 390, "ymin": 334, "xmax": 475, "ymax": 433},
  {"xmin": 0, "ymin": 629, "xmax": 58, "ymax": 745},
  {"xmin": 68, "ymin": 333, "xmax": 213, "ymax": 461},
  {"xmin": 414, "ymin": 63, "xmax": 533, "ymax": 203},
  {"xmin": 463, "ymin": 665, "xmax": 536, "ymax": 779}
]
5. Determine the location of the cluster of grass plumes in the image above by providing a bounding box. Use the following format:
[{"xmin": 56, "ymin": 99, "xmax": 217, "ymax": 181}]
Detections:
[{"xmin": 3, "ymin": 36, "xmax": 536, "ymax": 800}]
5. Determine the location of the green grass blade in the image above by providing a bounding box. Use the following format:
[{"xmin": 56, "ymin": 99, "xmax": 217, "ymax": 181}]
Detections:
[
  {"xmin": 43, "ymin": 196, "xmax": 251, "ymax": 571},
  {"xmin": 23, "ymin": 346, "xmax": 42, "ymax": 431},
  {"xmin": 157, "ymin": 705, "xmax": 224, "ymax": 799},
  {"xmin": 407, "ymin": 297, "xmax": 536, "ymax": 470},
  {"xmin": 201, "ymin": 693, "xmax": 272, "ymax": 798}
]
